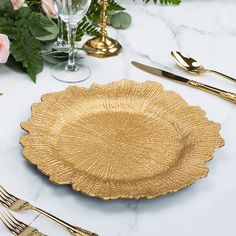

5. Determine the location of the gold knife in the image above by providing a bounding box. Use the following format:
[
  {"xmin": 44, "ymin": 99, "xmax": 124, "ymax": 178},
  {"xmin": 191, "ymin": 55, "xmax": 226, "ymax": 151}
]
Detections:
[{"xmin": 132, "ymin": 61, "xmax": 236, "ymax": 104}]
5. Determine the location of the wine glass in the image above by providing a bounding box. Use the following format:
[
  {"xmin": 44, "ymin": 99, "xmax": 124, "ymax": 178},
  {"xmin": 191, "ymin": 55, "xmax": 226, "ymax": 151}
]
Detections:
[{"xmin": 52, "ymin": 0, "xmax": 92, "ymax": 83}]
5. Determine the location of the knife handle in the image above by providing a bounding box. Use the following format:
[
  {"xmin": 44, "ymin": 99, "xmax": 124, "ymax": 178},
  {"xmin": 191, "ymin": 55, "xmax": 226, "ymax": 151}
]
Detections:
[{"xmin": 187, "ymin": 80, "xmax": 236, "ymax": 104}]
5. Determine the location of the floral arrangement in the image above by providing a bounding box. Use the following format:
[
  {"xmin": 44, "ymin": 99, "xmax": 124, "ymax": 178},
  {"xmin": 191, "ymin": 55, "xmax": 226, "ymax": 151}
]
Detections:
[{"xmin": 0, "ymin": 0, "xmax": 180, "ymax": 82}]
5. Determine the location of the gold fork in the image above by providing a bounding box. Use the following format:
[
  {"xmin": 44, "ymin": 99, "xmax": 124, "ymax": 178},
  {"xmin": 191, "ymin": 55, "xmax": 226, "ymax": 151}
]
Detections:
[
  {"xmin": 0, "ymin": 186, "xmax": 98, "ymax": 236},
  {"xmin": 0, "ymin": 209, "xmax": 46, "ymax": 236}
]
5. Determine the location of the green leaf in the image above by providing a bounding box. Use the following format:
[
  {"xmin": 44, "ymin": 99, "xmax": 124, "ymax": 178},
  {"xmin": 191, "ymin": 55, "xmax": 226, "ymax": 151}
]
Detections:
[
  {"xmin": 108, "ymin": 0, "xmax": 125, "ymax": 11},
  {"xmin": 110, "ymin": 12, "xmax": 132, "ymax": 29},
  {"xmin": 36, "ymin": 25, "xmax": 59, "ymax": 41},
  {"xmin": 9, "ymin": 13, "xmax": 44, "ymax": 82},
  {"xmin": 11, "ymin": 40, "xmax": 43, "ymax": 82},
  {"xmin": 42, "ymin": 51, "xmax": 68, "ymax": 64},
  {"xmin": 76, "ymin": 15, "xmax": 99, "ymax": 41},
  {"xmin": 6, "ymin": 55, "xmax": 25, "ymax": 73},
  {"xmin": 42, "ymin": 50, "xmax": 84, "ymax": 65},
  {"xmin": 143, "ymin": 0, "xmax": 181, "ymax": 4},
  {"xmin": 29, "ymin": 12, "xmax": 57, "ymax": 38}
]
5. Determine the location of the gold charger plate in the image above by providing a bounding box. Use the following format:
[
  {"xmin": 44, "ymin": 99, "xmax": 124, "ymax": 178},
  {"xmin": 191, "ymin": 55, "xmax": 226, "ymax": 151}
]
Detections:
[{"xmin": 20, "ymin": 80, "xmax": 224, "ymax": 200}]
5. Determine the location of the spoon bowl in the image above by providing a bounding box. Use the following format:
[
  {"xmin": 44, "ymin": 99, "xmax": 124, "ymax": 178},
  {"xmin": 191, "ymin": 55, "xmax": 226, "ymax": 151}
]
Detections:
[{"xmin": 171, "ymin": 51, "xmax": 206, "ymax": 74}]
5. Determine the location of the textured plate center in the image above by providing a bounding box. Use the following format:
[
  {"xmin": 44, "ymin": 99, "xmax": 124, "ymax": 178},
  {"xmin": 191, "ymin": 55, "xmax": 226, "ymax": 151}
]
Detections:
[{"xmin": 55, "ymin": 111, "xmax": 183, "ymax": 181}]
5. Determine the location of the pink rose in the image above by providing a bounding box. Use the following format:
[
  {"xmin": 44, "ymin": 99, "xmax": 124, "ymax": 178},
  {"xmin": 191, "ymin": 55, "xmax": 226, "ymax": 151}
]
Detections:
[
  {"xmin": 11, "ymin": 0, "xmax": 25, "ymax": 10},
  {"xmin": 0, "ymin": 34, "xmax": 10, "ymax": 64},
  {"xmin": 41, "ymin": 0, "xmax": 57, "ymax": 19}
]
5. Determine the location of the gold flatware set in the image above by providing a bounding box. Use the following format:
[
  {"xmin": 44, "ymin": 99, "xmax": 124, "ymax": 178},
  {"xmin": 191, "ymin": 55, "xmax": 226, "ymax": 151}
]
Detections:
[
  {"xmin": 132, "ymin": 61, "xmax": 236, "ymax": 104},
  {"xmin": 132, "ymin": 51, "xmax": 236, "ymax": 105},
  {"xmin": 0, "ymin": 186, "xmax": 98, "ymax": 236}
]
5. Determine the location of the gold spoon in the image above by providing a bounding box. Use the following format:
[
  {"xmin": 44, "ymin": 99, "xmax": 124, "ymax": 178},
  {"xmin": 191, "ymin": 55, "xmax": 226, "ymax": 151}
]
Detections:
[{"xmin": 171, "ymin": 51, "xmax": 236, "ymax": 84}]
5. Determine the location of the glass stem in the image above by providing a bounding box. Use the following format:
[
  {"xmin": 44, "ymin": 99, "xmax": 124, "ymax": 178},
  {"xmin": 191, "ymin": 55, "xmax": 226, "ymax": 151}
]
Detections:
[
  {"xmin": 57, "ymin": 17, "xmax": 65, "ymax": 46},
  {"xmin": 66, "ymin": 25, "xmax": 77, "ymax": 71}
]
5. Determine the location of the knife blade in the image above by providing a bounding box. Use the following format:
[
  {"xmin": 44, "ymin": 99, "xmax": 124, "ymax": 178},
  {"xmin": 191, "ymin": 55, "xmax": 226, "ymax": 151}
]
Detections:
[
  {"xmin": 131, "ymin": 61, "xmax": 236, "ymax": 104},
  {"xmin": 132, "ymin": 61, "xmax": 190, "ymax": 84}
]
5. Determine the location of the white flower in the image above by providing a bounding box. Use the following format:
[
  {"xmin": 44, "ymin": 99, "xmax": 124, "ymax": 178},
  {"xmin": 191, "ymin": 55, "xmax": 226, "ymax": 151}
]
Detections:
[{"xmin": 0, "ymin": 34, "xmax": 10, "ymax": 64}]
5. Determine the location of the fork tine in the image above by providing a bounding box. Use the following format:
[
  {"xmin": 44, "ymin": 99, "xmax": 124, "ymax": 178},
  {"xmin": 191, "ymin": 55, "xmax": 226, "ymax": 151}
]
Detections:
[
  {"xmin": 0, "ymin": 211, "xmax": 19, "ymax": 235},
  {"xmin": 0, "ymin": 216, "xmax": 17, "ymax": 235},
  {"xmin": 0, "ymin": 198, "xmax": 11, "ymax": 208},
  {"xmin": 0, "ymin": 193, "xmax": 15, "ymax": 209},
  {"xmin": 1, "ymin": 211, "xmax": 20, "ymax": 230},
  {"xmin": 0, "ymin": 189, "xmax": 15, "ymax": 205},
  {"xmin": 4, "ymin": 210, "xmax": 26, "ymax": 229},
  {"xmin": 0, "ymin": 186, "xmax": 17, "ymax": 201},
  {"xmin": 0, "ymin": 194, "xmax": 14, "ymax": 208}
]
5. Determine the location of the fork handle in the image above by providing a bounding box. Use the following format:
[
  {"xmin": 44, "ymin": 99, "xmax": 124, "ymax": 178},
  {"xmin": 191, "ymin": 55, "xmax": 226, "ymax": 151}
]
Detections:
[
  {"xmin": 69, "ymin": 227, "xmax": 98, "ymax": 236},
  {"xmin": 208, "ymin": 70, "xmax": 236, "ymax": 83},
  {"xmin": 33, "ymin": 207, "xmax": 98, "ymax": 236}
]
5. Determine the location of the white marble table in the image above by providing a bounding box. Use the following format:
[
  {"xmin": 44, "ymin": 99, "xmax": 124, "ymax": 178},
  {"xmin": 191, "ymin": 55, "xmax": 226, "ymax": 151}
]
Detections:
[{"xmin": 1, "ymin": 0, "xmax": 236, "ymax": 235}]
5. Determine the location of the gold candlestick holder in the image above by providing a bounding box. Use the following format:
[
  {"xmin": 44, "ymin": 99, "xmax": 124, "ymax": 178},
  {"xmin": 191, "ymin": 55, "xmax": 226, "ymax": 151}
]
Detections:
[{"xmin": 83, "ymin": 0, "xmax": 122, "ymax": 58}]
